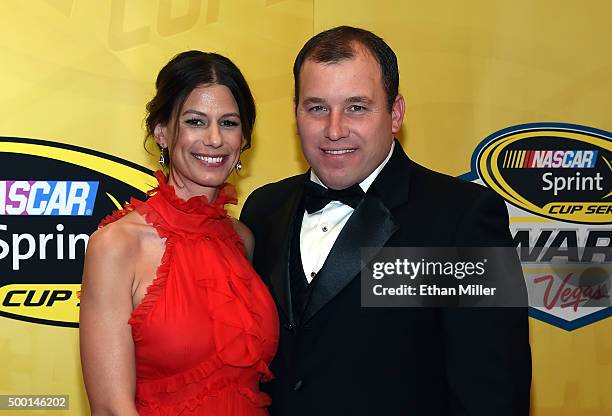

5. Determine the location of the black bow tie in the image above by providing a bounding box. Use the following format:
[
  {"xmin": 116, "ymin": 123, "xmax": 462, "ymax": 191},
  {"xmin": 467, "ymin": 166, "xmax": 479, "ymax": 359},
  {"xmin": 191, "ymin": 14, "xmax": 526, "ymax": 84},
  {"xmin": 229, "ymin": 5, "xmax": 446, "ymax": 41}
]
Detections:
[{"xmin": 303, "ymin": 180, "xmax": 365, "ymax": 214}]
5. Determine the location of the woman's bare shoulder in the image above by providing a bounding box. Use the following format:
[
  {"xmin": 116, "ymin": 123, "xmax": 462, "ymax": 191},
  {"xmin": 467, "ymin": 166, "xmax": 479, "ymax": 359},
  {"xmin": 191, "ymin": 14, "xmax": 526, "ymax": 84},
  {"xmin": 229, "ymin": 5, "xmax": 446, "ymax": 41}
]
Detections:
[
  {"xmin": 97, "ymin": 210, "xmax": 159, "ymax": 242},
  {"xmin": 230, "ymin": 218, "xmax": 254, "ymax": 260},
  {"xmin": 85, "ymin": 212, "xmax": 158, "ymax": 282}
]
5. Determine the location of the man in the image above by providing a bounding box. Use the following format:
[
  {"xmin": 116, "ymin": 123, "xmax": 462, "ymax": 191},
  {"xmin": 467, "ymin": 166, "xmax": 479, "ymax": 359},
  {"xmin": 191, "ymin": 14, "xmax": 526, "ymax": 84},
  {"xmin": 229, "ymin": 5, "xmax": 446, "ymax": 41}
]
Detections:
[{"xmin": 241, "ymin": 26, "xmax": 531, "ymax": 415}]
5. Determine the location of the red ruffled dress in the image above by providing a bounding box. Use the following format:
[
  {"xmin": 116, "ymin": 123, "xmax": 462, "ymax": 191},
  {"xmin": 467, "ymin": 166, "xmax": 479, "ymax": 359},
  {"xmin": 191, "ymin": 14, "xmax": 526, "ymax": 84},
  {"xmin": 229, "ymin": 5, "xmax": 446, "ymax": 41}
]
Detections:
[{"xmin": 99, "ymin": 172, "xmax": 279, "ymax": 415}]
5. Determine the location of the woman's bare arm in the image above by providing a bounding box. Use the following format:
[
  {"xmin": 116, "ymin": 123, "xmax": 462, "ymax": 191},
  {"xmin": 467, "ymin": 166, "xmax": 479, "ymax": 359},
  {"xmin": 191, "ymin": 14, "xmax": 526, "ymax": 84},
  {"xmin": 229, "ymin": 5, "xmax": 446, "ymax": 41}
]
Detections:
[{"xmin": 79, "ymin": 224, "xmax": 139, "ymax": 416}]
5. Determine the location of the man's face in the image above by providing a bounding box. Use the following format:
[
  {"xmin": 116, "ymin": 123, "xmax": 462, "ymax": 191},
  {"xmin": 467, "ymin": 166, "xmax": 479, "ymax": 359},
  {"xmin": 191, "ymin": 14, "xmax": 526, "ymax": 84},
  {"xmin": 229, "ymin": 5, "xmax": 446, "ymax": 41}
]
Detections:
[{"xmin": 295, "ymin": 47, "xmax": 404, "ymax": 190}]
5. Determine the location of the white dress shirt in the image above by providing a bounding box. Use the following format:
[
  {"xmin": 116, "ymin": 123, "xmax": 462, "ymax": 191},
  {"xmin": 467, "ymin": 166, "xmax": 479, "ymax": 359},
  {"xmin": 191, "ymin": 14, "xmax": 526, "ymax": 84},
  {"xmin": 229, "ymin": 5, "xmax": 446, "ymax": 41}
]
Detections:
[{"xmin": 301, "ymin": 141, "xmax": 395, "ymax": 283}]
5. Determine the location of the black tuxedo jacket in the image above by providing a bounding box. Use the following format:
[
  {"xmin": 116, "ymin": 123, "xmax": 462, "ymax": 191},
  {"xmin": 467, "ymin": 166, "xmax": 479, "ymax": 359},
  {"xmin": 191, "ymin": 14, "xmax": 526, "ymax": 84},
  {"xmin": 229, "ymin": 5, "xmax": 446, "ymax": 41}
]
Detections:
[{"xmin": 240, "ymin": 142, "xmax": 531, "ymax": 416}]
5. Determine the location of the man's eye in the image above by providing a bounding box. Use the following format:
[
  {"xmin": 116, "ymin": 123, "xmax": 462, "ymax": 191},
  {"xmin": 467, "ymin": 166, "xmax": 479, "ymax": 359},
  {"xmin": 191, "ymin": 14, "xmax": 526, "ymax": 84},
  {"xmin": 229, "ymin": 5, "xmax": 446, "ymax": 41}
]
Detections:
[
  {"xmin": 220, "ymin": 119, "xmax": 240, "ymax": 128},
  {"xmin": 308, "ymin": 105, "xmax": 327, "ymax": 113},
  {"xmin": 348, "ymin": 105, "xmax": 366, "ymax": 112},
  {"xmin": 185, "ymin": 118, "xmax": 205, "ymax": 126}
]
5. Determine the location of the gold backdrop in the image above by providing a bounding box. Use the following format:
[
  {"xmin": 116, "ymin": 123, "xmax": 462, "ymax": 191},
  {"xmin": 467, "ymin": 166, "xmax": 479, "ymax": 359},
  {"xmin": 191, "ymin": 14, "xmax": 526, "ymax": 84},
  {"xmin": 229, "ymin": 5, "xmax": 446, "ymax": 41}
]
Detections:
[{"xmin": 0, "ymin": 1, "xmax": 610, "ymax": 415}]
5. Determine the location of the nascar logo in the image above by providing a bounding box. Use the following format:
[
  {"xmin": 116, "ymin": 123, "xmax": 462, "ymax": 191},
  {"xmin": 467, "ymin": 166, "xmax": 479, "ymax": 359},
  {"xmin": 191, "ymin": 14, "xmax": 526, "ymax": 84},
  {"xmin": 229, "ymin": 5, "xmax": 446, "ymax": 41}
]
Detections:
[
  {"xmin": 0, "ymin": 137, "xmax": 154, "ymax": 327},
  {"xmin": 476, "ymin": 124, "xmax": 611, "ymax": 224},
  {"xmin": 0, "ymin": 180, "xmax": 98, "ymax": 216},
  {"xmin": 502, "ymin": 150, "xmax": 598, "ymax": 169},
  {"xmin": 467, "ymin": 123, "xmax": 612, "ymax": 330}
]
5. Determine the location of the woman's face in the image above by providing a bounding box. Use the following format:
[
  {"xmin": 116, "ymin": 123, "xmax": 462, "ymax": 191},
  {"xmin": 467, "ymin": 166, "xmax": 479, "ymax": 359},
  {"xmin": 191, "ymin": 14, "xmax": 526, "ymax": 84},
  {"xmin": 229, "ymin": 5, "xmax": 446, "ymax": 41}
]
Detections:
[{"xmin": 155, "ymin": 84, "xmax": 243, "ymax": 200}]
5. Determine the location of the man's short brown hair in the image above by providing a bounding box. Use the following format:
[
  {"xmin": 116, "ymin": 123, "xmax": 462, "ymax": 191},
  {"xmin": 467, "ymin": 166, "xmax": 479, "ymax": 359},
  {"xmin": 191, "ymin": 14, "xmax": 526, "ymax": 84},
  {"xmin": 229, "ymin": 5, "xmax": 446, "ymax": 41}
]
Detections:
[{"xmin": 293, "ymin": 26, "xmax": 399, "ymax": 112}]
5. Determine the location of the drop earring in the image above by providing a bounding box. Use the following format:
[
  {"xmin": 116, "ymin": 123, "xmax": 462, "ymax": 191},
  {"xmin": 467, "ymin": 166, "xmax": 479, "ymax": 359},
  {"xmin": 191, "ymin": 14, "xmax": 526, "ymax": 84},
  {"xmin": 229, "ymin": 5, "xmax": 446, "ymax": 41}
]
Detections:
[
  {"xmin": 236, "ymin": 159, "xmax": 243, "ymax": 173},
  {"xmin": 159, "ymin": 145, "xmax": 167, "ymax": 166}
]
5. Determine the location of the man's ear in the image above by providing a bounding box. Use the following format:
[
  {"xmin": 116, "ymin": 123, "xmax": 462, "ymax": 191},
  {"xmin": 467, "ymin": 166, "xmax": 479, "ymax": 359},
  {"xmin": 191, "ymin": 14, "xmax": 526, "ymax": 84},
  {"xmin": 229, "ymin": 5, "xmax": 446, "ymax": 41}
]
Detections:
[
  {"xmin": 293, "ymin": 97, "xmax": 301, "ymax": 137},
  {"xmin": 391, "ymin": 94, "xmax": 405, "ymax": 135},
  {"xmin": 153, "ymin": 124, "xmax": 168, "ymax": 148}
]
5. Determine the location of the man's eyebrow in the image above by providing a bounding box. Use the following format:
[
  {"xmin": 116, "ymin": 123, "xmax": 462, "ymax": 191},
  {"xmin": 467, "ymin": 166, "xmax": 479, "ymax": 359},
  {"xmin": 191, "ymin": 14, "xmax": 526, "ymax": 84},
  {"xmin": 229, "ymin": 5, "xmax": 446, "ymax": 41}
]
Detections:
[
  {"xmin": 301, "ymin": 97, "xmax": 326, "ymax": 106},
  {"xmin": 346, "ymin": 96, "xmax": 371, "ymax": 104}
]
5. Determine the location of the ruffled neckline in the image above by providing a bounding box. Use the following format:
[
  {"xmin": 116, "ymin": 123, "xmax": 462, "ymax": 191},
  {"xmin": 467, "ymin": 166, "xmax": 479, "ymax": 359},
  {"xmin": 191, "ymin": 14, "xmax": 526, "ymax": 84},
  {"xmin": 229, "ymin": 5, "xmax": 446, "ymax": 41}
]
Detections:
[
  {"xmin": 118, "ymin": 170, "xmax": 239, "ymax": 237},
  {"xmin": 153, "ymin": 170, "xmax": 237, "ymax": 218}
]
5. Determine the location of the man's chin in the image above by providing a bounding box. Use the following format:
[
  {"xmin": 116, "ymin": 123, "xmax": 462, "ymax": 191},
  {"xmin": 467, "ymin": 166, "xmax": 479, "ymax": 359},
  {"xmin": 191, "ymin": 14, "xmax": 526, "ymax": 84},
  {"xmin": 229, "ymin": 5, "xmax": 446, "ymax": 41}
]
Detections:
[{"xmin": 316, "ymin": 175, "xmax": 360, "ymax": 191}]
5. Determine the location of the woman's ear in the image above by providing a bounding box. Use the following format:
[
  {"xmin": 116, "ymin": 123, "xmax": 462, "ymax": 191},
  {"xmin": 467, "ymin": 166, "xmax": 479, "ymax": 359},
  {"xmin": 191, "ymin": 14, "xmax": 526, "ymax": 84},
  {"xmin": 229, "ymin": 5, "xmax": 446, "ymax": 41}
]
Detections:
[{"xmin": 154, "ymin": 124, "xmax": 168, "ymax": 149}]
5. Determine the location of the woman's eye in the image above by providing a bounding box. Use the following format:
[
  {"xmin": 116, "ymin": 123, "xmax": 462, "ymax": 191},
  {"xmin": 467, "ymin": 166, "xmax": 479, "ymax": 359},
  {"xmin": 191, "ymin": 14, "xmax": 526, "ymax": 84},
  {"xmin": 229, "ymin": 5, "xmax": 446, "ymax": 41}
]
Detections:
[
  {"xmin": 185, "ymin": 118, "xmax": 205, "ymax": 126},
  {"xmin": 220, "ymin": 119, "xmax": 240, "ymax": 128}
]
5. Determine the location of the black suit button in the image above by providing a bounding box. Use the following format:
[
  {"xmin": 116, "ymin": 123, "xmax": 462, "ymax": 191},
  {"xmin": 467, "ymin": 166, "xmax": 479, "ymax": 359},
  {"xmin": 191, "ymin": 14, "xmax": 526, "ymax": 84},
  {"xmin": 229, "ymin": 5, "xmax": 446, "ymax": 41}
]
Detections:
[
  {"xmin": 293, "ymin": 380, "xmax": 303, "ymax": 391},
  {"xmin": 285, "ymin": 322, "xmax": 295, "ymax": 331}
]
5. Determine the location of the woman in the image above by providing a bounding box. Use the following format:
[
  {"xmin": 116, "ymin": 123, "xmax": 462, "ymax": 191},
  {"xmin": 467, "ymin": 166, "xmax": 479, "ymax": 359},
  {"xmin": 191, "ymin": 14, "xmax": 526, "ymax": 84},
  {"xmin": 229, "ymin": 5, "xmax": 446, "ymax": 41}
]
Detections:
[{"xmin": 80, "ymin": 51, "xmax": 278, "ymax": 415}]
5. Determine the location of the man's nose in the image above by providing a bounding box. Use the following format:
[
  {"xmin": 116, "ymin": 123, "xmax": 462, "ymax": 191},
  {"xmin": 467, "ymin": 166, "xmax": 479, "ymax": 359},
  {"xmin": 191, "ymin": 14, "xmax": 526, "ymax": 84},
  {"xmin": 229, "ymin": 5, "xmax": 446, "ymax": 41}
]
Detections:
[{"xmin": 324, "ymin": 111, "xmax": 349, "ymax": 141}]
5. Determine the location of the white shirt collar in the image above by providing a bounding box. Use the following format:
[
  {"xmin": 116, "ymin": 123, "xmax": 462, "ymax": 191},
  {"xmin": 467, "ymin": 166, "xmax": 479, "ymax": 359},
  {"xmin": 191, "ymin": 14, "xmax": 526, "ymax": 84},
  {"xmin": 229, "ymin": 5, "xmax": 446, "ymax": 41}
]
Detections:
[{"xmin": 310, "ymin": 140, "xmax": 395, "ymax": 193}]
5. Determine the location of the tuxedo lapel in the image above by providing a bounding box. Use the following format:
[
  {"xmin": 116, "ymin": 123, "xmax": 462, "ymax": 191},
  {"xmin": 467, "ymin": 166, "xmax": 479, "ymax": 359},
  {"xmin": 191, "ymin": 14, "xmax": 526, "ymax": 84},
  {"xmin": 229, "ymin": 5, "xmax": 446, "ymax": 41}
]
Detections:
[
  {"xmin": 301, "ymin": 194, "xmax": 398, "ymax": 324},
  {"xmin": 301, "ymin": 140, "xmax": 412, "ymax": 324},
  {"xmin": 264, "ymin": 174, "xmax": 307, "ymax": 325}
]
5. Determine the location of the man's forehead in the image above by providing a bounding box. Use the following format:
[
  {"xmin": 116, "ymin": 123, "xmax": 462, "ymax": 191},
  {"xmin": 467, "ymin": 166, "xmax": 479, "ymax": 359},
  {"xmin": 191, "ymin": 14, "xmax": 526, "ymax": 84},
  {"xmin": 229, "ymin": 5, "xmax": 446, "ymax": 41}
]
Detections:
[
  {"xmin": 301, "ymin": 57, "xmax": 380, "ymax": 86},
  {"xmin": 304, "ymin": 43, "xmax": 378, "ymax": 70},
  {"xmin": 301, "ymin": 95, "xmax": 372, "ymax": 104},
  {"xmin": 299, "ymin": 54, "xmax": 382, "ymax": 95}
]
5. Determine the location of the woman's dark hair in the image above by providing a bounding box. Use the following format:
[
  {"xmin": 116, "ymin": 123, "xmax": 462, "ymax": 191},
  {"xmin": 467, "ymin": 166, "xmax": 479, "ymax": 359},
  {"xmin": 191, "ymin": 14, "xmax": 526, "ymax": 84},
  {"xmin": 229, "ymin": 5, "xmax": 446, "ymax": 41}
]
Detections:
[{"xmin": 145, "ymin": 50, "xmax": 256, "ymax": 151}]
